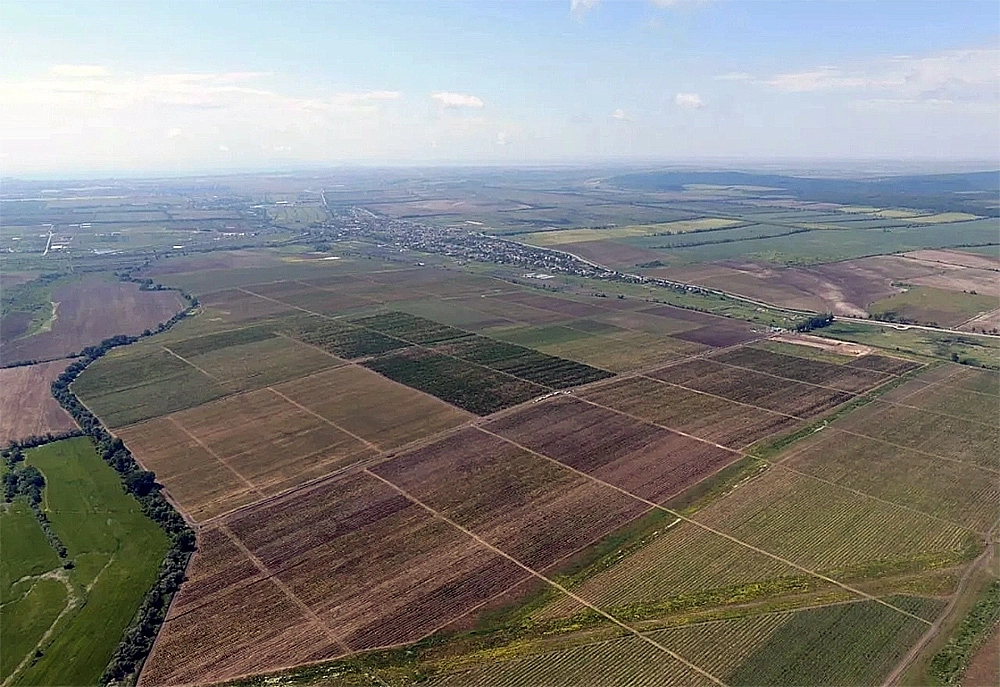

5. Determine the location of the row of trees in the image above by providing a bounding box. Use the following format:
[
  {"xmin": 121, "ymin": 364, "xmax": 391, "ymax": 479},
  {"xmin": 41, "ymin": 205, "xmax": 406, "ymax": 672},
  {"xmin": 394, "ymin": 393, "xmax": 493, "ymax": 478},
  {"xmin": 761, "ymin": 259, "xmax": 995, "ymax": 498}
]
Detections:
[{"xmin": 794, "ymin": 313, "xmax": 835, "ymax": 332}]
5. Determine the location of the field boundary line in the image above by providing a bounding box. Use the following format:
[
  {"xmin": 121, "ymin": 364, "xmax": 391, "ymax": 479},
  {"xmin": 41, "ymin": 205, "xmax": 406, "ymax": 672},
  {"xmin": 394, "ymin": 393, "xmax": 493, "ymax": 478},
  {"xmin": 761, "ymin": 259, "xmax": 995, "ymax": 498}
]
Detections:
[
  {"xmin": 265, "ymin": 387, "xmax": 380, "ymax": 452},
  {"xmin": 870, "ymin": 397, "xmax": 997, "ymax": 429},
  {"xmin": 160, "ymin": 345, "xmax": 221, "ymax": 382},
  {"xmin": 165, "ymin": 416, "xmax": 266, "ymax": 499},
  {"xmin": 773, "ymin": 463, "xmax": 984, "ymax": 534},
  {"xmin": 821, "ymin": 426, "xmax": 1000, "ymax": 474},
  {"xmin": 215, "ymin": 524, "xmax": 351, "ymax": 654},
  {"xmin": 567, "ymin": 394, "xmax": 743, "ymax": 456},
  {"xmin": 362, "ymin": 469, "xmax": 729, "ymax": 687},
  {"xmin": 472, "ymin": 428, "xmax": 934, "ymax": 628},
  {"xmin": 706, "ymin": 356, "xmax": 891, "ymax": 396},
  {"xmin": 635, "ymin": 374, "xmax": 810, "ymax": 422}
]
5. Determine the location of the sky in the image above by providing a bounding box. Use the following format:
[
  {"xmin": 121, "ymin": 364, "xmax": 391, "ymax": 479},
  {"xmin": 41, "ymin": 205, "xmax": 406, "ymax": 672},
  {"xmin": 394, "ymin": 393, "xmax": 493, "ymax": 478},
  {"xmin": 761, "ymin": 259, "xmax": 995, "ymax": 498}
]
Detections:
[{"xmin": 1, "ymin": 0, "xmax": 998, "ymax": 175}]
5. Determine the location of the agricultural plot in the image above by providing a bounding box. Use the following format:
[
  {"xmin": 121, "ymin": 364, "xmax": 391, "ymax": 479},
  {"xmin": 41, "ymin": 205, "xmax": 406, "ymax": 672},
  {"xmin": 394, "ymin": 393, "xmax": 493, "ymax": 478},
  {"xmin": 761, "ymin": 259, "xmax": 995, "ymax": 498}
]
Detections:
[
  {"xmin": 162, "ymin": 389, "xmax": 371, "ymax": 497},
  {"xmin": 280, "ymin": 314, "xmax": 411, "ymax": 359},
  {"xmin": 180, "ymin": 335, "xmax": 341, "ymax": 393},
  {"xmin": 351, "ymin": 311, "xmax": 472, "ymax": 345},
  {"xmin": 491, "ymin": 292, "xmax": 610, "ymax": 319},
  {"xmin": 648, "ymin": 358, "xmax": 854, "ymax": 418},
  {"xmin": 582, "ymin": 376, "xmax": 799, "ymax": 449},
  {"xmin": 485, "ymin": 395, "xmax": 737, "ymax": 503},
  {"xmin": 833, "ymin": 401, "xmax": 999, "ymax": 470},
  {"xmin": 198, "ymin": 288, "xmax": 296, "ymax": 323},
  {"xmin": 144, "ymin": 472, "xmax": 530, "ymax": 685},
  {"xmin": 542, "ymin": 520, "xmax": 807, "ymax": 620},
  {"xmin": 868, "ymin": 286, "xmax": 998, "ymax": 327},
  {"xmin": 427, "ymin": 633, "xmax": 717, "ymax": 687},
  {"xmin": 709, "ymin": 346, "xmax": 890, "ymax": 392},
  {"xmin": 536, "ymin": 330, "xmax": 703, "ymax": 373},
  {"xmin": 780, "ymin": 431, "xmax": 999, "ymax": 532},
  {"xmin": 271, "ymin": 365, "xmax": 471, "ymax": 450},
  {"xmin": 846, "ymin": 353, "xmax": 923, "ymax": 375},
  {"xmin": 9, "ymin": 438, "xmax": 170, "ymax": 687},
  {"xmin": 0, "ymin": 361, "xmax": 77, "ymax": 443},
  {"xmin": 693, "ymin": 469, "xmax": 978, "ymax": 575},
  {"xmin": 725, "ymin": 599, "xmax": 941, "ymax": 686},
  {"xmin": 371, "ymin": 427, "xmax": 648, "ymax": 569},
  {"xmin": 1, "ymin": 277, "xmax": 185, "ymax": 365},
  {"xmin": 877, "ymin": 371, "xmax": 998, "ymax": 427},
  {"xmin": 641, "ymin": 305, "xmax": 760, "ymax": 348},
  {"xmin": 364, "ymin": 347, "xmax": 547, "ymax": 415},
  {"xmin": 73, "ymin": 347, "xmax": 227, "ymax": 428},
  {"xmin": 116, "ymin": 418, "xmax": 261, "ymax": 521}
]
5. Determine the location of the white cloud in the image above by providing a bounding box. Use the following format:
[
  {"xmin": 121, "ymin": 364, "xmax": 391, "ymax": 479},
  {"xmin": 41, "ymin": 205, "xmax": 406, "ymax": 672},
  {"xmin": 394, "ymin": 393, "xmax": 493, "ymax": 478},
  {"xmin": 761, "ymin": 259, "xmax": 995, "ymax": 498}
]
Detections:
[
  {"xmin": 611, "ymin": 108, "xmax": 627, "ymax": 120},
  {"xmin": 431, "ymin": 91, "xmax": 485, "ymax": 108},
  {"xmin": 674, "ymin": 92, "xmax": 704, "ymax": 109},
  {"xmin": 165, "ymin": 127, "xmax": 183, "ymax": 139},
  {"xmin": 763, "ymin": 48, "xmax": 1000, "ymax": 106},
  {"xmin": 496, "ymin": 131, "xmax": 508, "ymax": 146},
  {"xmin": 570, "ymin": 0, "xmax": 601, "ymax": 19}
]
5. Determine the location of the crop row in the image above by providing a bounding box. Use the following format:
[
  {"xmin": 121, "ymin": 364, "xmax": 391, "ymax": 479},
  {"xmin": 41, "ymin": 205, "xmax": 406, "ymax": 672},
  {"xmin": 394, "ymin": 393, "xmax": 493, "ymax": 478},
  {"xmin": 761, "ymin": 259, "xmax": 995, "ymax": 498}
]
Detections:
[
  {"xmin": 351, "ymin": 311, "xmax": 472, "ymax": 344},
  {"xmin": 280, "ymin": 315, "xmax": 410, "ymax": 358},
  {"xmin": 711, "ymin": 347, "xmax": 889, "ymax": 393},
  {"xmin": 427, "ymin": 634, "xmax": 715, "ymax": 687}
]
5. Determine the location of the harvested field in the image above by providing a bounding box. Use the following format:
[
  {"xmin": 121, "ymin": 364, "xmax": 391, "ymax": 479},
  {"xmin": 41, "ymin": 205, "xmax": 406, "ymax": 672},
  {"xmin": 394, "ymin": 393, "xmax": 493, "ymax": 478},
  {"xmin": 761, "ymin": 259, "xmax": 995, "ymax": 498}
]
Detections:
[
  {"xmin": 271, "ymin": 365, "xmax": 471, "ymax": 450},
  {"xmin": 694, "ymin": 469, "xmax": 978, "ymax": 573},
  {"xmin": 372, "ymin": 427, "xmax": 647, "ymax": 569},
  {"xmin": 542, "ymin": 520, "xmax": 803, "ymax": 620},
  {"xmin": 0, "ymin": 361, "xmax": 76, "ymax": 443},
  {"xmin": 364, "ymin": 347, "xmax": 547, "ymax": 415},
  {"xmin": 183, "ymin": 336, "xmax": 341, "ymax": 392},
  {"xmin": 427, "ymin": 633, "xmax": 716, "ymax": 687},
  {"xmin": 144, "ymin": 471, "xmax": 532, "ymax": 685},
  {"xmin": 491, "ymin": 293, "xmax": 609, "ymax": 319},
  {"xmin": 199, "ymin": 288, "xmax": 296, "ymax": 323},
  {"xmin": 540, "ymin": 331, "xmax": 703, "ymax": 372},
  {"xmin": 725, "ymin": 598, "xmax": 940, "ymax": 686},
  {"xmin": 2, "ymin": 278, "xmax": 185, "ymax": 365},
  {"xmin": 710, "ymin": 346, "xmax": 889, "ymax": 392},
  {"xmin": 583, "ymin": 377, "xmax": 799, "ymax": 449},
  {"xmin": 554, "ymin": 238, "xmax": 669, "ymax": 269},
  {"xmin": 846, "ymin": 354, "xmax": 923, "ymax": 375},
  {"xmin": 117, "ymin": 417, "xmax": 260, "ymax": 520},
  {"xmin": 649, "ymin": 359, "xmax": 854, "ymax": 418},
  {"xmin": 780, "ymin": 431, "xmax": 999, "ymax": 532},
  {"xmin": 905, "ymin": 248, "xmax": 1000, "ymax": 271},
  {"xmin": 485, "ymin": 395, "xmax": 736, "ymax": 503},
  {"xmin": 169, "ymin": 388, "xmax": 371, "ymax": 495}
]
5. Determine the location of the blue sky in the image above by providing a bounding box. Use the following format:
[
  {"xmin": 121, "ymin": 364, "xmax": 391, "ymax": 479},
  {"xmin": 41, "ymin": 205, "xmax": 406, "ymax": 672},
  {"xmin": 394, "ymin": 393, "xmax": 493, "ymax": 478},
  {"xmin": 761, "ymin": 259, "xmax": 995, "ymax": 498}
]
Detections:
[{"xmin": 1, "ymin": 0, "xmax": 997, "ymax": 174}]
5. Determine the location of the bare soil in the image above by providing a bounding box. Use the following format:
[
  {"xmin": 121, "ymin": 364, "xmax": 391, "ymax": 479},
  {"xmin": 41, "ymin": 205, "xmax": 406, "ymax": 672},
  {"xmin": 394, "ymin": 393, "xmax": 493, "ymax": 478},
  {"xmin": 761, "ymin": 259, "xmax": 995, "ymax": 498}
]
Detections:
[
  {"xmin": 962, "ymin": 623, "xmax": 1000, "ymax": 687},
  {"xmin": 0, "ymin": 361, "xmax": 77, "ymax": 443},
  {"xmin": 1, "ymin": 278, "xmax": 184, "ymax": 365}
]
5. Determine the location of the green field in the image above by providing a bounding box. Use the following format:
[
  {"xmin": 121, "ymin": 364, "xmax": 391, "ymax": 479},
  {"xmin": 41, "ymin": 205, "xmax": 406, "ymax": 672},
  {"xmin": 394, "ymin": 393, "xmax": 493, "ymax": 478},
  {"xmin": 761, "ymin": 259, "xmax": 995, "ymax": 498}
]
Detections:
[
  {"xmin": 820, "ymin": 321, "xmax": 1000, "ymax": 369},
  {"xmin": 5, "ymin": 438, "xmax": 170, "ymax": 687},
  {"xmin": 869, "ymin": 287, "xmax": 998, "ymax": 328}
]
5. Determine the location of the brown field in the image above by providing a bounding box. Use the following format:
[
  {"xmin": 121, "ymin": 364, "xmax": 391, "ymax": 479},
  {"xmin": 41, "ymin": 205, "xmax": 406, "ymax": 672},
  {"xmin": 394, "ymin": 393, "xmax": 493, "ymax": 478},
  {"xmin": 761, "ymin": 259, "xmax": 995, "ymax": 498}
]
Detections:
[
  {"xmin": 709, "ymin": 347, "xmax": 890, "ymax": 392},
  {"xmin": 906, "ymin": 248, "xmax": 999, "ymax": 270},
  {"xmin": 0, "ymin": 361, "xmax": 76, "ymax": 443},
  {"xmin": 462, "ymin": 295, "xmax": 568, "ymax": 325},
  {"xmin": 846, "ymin": 354, "xmax": 923, "ymax": 375},
  {"xmin": 1, "ymin": 278, "xmax": 185, "ymax": 365},
  {"xmin": 371, "ymin": 427, "xmax": 648, "ymax": 568},
  {"xmin": 143, "ymin": 472, "xmax": 529, "ymax": 685},
  {"xmin": 554, "ymin": 238, "xmax": 669, "ymax": 269},
  {"xmin": 959, "ymin": 308, "xmax": 1000, "ymax": 333},
  {"xmin": 493, "ymin": 292, "xmax": 607, "ymax": 319},
  {"xmin": 271, "ymin": 365, "xmax": 472, "ymax": 450},
  {"xmin": 962, "ymin": 624, "xmax": 1000, "ymax": 687},
  {"xmin": 649, "ymin": 358, "xmax": 854, "ymax": 418},
  {"xmin": 118, "ymin": 387, "xmax": 376, "ymax": 521},
  {"xmin": 582, "ymin": 376, "xmax": 800, "ymax": 449},
  {"xmin": 485, "ymin": 395, "xmax": 737, "ymax": 503},
  {"xmin": 199, "ymin": 288, "xmax": 296, "ymax": 323},
  {"xmin": 641, "ymin": 305, "xmax": 760, "ymax": 347}
]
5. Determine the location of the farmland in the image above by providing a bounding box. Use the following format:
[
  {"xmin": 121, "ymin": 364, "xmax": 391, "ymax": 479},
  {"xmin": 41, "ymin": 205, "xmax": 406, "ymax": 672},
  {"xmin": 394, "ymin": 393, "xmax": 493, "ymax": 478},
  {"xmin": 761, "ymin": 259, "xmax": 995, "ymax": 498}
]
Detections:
[
  {"xmin": 1, "ymin": 276, "xmax": 185, "ymax": 366},
  {"xmin": 0, "ymin": 361, "xmax": 77, "ymax": 443},
  {"xmin": 5, "ymin": 169, "xmax": 998, "ymax": 687},
  {"xmin": 3, "ymin": 438, "xmax": 170, "ymax": 687}
]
